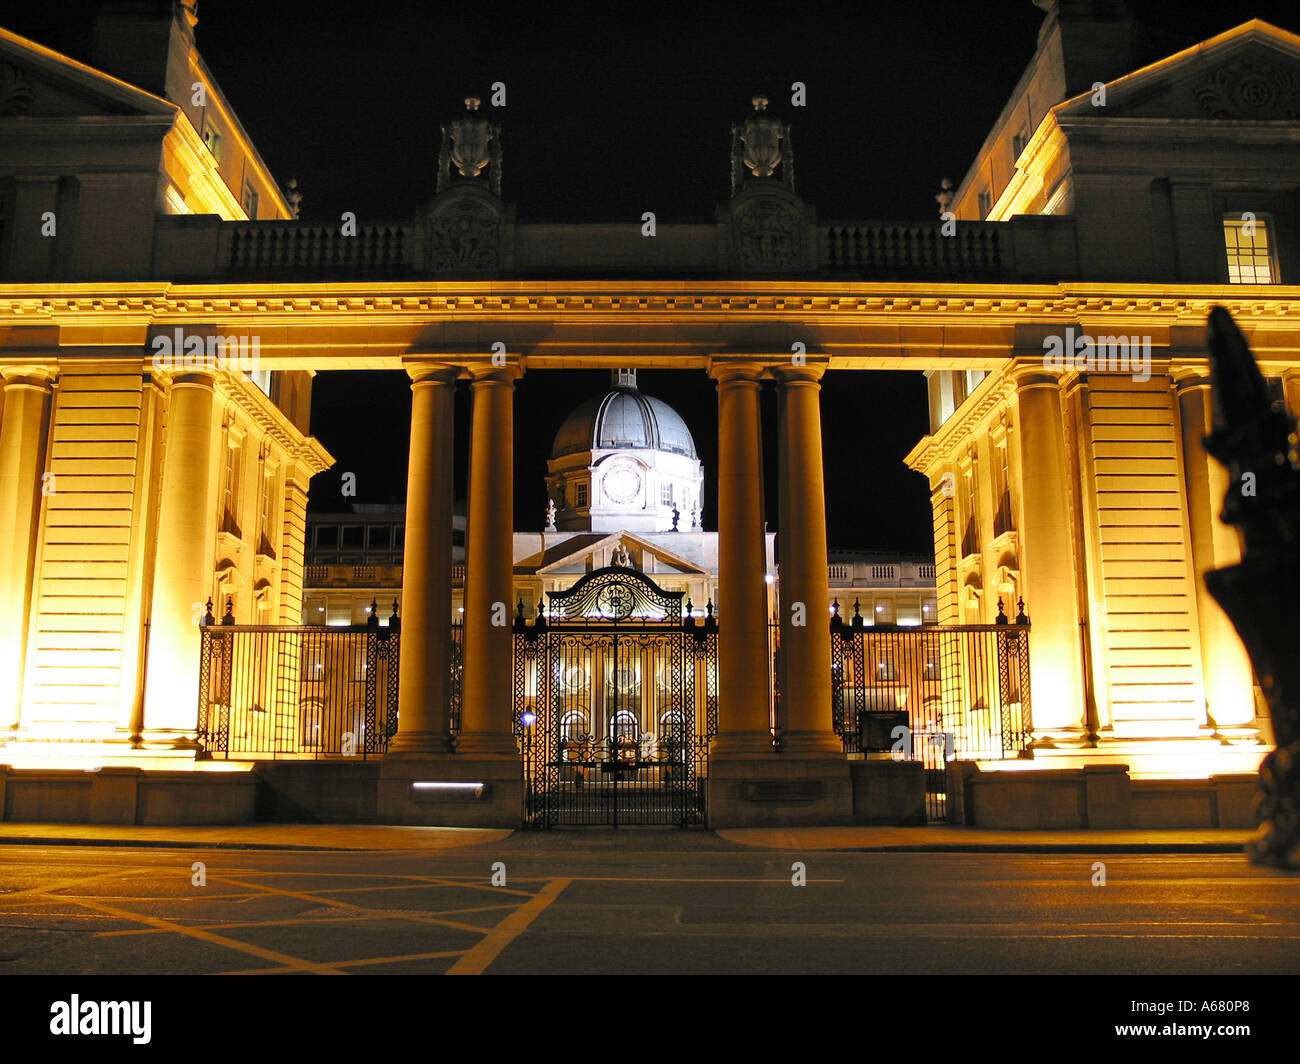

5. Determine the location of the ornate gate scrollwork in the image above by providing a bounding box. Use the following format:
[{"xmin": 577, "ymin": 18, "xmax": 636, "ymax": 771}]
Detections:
[{"xmin": 513, "ymin": 567, "xmax": 716, "ymax": 827}]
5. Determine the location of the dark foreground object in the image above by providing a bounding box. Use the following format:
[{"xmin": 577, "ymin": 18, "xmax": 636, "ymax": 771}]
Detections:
[{"xmin": 1203, "ymin": 306, "xmax": 1300, "ymax": 869}]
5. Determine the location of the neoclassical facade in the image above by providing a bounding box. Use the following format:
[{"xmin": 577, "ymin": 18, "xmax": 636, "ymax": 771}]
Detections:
[{"xmin": 0, "ymin": 1, "xmax": 1296, "ymax": 827}]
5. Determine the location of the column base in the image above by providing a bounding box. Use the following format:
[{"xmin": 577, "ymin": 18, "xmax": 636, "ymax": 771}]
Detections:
[
  {"xmin": 1213, "ymin": 725, "xmax": 1263, "ymax": 746},
  {"xmin": 1029, "ymin": 727, "xmax": 1094, "ymax": 750},
  {"xmin": 777, "ymin": 729, "xmax": 845, "ymax": 756},
  {"xmin": 709, "ymin": 731, "xmax": 777, "ymax": 758},
  {"xmin": 706, "ymin": 756, "xmax": 852, "ymax": 828},
  {"xmin": 386, "ymin": 731, "xmax": 452, "ymax": 756},
  {"xmin": 452, "ymin": 731, "xmax": 520, "ymax": 758},
  {"xmin": 378, "ymin": 755, "xmax": 522, "ymax": 827}
]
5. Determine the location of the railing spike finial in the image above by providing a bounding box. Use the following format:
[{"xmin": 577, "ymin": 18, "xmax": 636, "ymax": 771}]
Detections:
[
  {"xmin": 203, "ymin": 597, "xmax": 215, "ymax": 626},
  {"xmin": 996, "ymin": 597, "xmax": 1008, "ymax": 625},
  {"xmin": 389, "ymin": 598, "xmax": 401, "ymax": 630},
  {"xmin": 222, "ymin": 596, "xmax": 235, "ymax": 626},
  {"xmin": 368, "ymin": 595, "xmax": 380, "ymax": 627},
  {"xmin": 1016, "ymin": 598, "xmax": 1029, "ymax": 625}
]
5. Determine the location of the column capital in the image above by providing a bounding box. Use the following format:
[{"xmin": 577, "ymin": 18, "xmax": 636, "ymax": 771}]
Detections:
[
  {"xmin": 707, "ymin": 357, "xmax": 767, "ymax": 385},
  {"xmin": 402, "ymin": 359, "xmax": 461, "ymax": 386},
  {"xmin": 162, "ymin": 370, "xmax": 218, "ymax": 390},
  {"xmin": 771, "ymin": 361, "xmax": 828, "ymax": 385},
  {"xmin": 0, "ymin": 365, "xmax": 57, "ymax": 389},
  {"xmin": 1170, "ymin": 365, "xmax": 1213, "ymax": 391},
  {"xmin": 466, "ymin": 361, "xmax": 524, "ymax": 384},
  {"xmin": 1010, "ymin": 360, "xmax": 1063, "ymax": 392}
]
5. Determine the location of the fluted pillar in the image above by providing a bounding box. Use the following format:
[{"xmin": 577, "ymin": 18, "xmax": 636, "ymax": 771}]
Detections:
[
  {"xmin": 1014, "ymin": 367, "xmax": 1087, "ymax": 743},
  {"xmin": 0, "ymin": 367, "xmax": 55, "ymax": 728},
  {"xmin": 709, "ymin": 361, "xmax": 772, "ymax": 755},
  {"xmin": 1177, "ymin": 373, "xmax": 1257, "ymax": 739},
  {"xmin": 389, "ymin": 363, "xmax": 460, "ymax": 754},
  {"xmin": 142, "ymin": 372, "xmax": 217, "ymax": 733},
  {"xmin": 774, "ymin": 363, "xmax": 841, "ymax": 753},
  {"xmin": 457, "ymin": 363, "xmax": 520, "ymax": 757}
]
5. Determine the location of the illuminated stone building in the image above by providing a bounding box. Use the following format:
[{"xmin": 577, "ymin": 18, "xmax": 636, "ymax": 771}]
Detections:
[{"xmin": 0, "ymin": 0, "xmax": 1295, "ymax": 828}]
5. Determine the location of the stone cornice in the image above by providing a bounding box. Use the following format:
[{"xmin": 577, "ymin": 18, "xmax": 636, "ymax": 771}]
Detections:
[
  {"xmin": 3, "ymin": 282, "xmax": 1299, "ymax": 369},
  {"xmin": 214, "ymin": 376, "xmax": 334, "ymax": 476},
  {"xmin": 904, "ymin": 368, "xmax": 1018, "ymax": 472}
]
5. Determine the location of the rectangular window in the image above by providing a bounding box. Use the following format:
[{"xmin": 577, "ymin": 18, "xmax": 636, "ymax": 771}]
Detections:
[
  {"xmin": 1224, "ymin": 214, "xmax": 1277, "ymax": 283},
  {"xmin": 875, "ymin": 650, "xmax": 897, "ymax": 682},
  {"xmin": 202, "ymin": 124, "xmax": 222, "ymax": 163},
  {"xmin": 993, "ymin": 442, "xmax": 1014, "ymax": 536},
  {"xmin": 258, "ymin": 468, "xmax": 277, "ymax": 556},
  {"xmin": 875, "ymin": 598, "xmax": 895, "ymax": 625},
  {"xmin": 922, "ymin": 597, "xmax": 938, "ymax": 625},
  {"xmin": 659, "ymin": 483, "xmax": 673, "ymax": 506},
  {"xmin": 1012, "ymin": 127, "xmax": 1029, "ymax": 160},
  {"xmin": 556, "ymin": 485, "xmax": 566, "ymax": 508},
  {"xmin": 341, "ymin": 525, "xmax": 363, "ymax": 549},
  {"xmin": 222, "ymin": 442, "xmax": 242, "ymax": 537},
  {"xmin": 243, "ymin": 183, "xmax": 259, "ymax": 219},
  {"xmin": 314, "ymin": 524, "xmax": 338, "ymax": 548},
  {"xmin": 576, "ymin": 483, "xmax": 588, "ymax": 507},
  {"xmin": 961, "ymin": 468, "xmax": 979, "ymax": 557},
  {"xmin": 248, "ymin": 368, "xmax": 272, "ymax": 397},
  {"xmin": 977, "ymin": 188, "xmax": 992, "ymax": 219}
]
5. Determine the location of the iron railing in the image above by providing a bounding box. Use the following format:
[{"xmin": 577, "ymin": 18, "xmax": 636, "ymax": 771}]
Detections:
[
  {"xmin": 196, "ymin": 619, "xmax": 464, "ymax": 758},
  {"xmin": 830, "ymin": 606, "xmax": 1032, "ymax": 820}
]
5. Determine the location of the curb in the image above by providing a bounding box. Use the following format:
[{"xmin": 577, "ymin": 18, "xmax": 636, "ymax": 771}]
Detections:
[{"xmin": 0, "ymin": 835, "xmax": 353, "ymax": 852}]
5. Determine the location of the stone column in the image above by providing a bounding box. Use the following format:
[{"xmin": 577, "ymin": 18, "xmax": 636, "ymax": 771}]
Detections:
[
  {"xmin": 774, "ymin": 363, "xmax": 841, "ymax": 753},
  {"xmin": 389, "ymin": 363, "xmax": 460, "ymax": 754},
  {"xmin": 1177, "ymin": 373, "xmax": 1257, "ymax": 739},
  {"xmin": 1014, "ymin": 367, "xmax": 1087, "ymax": 743},
  {"xmin": 457, "ymin": 363, "xmax": 521, "ymax": 757},
  {"xmin": 0, "ymin": 368, "xmax": 55, "ymax": 728},
  {"xmin": 709, "ymin": 361, "xmax": 773, "ymax": 756},
  {"xmin": 142, "ymin": 372, "xmax": 217, "ymax": 734}
]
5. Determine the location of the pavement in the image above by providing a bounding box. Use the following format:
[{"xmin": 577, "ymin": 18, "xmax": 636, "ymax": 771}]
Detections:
[{"xmin": 0, "ymin": 820, "xmax": 1257, "ymax": 852}]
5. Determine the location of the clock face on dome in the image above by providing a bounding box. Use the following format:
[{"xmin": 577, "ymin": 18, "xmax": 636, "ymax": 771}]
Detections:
[{"xmin": 602, "ymin": 466, "xmax": 641, "ymax": 505}]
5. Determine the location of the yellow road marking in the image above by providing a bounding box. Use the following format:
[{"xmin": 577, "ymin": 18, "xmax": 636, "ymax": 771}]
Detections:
[
  {"xmin": 212, "ymin": 876, "xmax": 496, "ymax": 936},
  {"xmin": 96, "ymin": 902, "xmax": 521, "ymax": 937},
  {"xmin": 226, "ymin": 950, "xmax": 469, "ymax": 974},
  {"xmin": 68, "ymin": 896, "xmax": 346, "ymax": 975},
  {"xmin": 447, "ymin": 878, "xmax": 570, "ymax": 976}
]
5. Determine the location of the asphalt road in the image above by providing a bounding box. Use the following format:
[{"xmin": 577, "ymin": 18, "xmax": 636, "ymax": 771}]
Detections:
[{"xmin": 0, "ymin": 832, "xmax": 1296, "ymax": 975}]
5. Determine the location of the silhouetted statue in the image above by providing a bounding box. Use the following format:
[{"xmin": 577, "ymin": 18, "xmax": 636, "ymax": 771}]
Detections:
[{"xmin": 1203, "ymin": 305, "xmax": 1300, "ymax": 869}]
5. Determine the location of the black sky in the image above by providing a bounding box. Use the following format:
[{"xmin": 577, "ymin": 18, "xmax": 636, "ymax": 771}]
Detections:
[{"xmin": 32, "ymin": 0, "xmax": 1300, "ymax": 551}]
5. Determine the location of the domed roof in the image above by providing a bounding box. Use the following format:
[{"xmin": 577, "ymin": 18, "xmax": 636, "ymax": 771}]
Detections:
[{"xmin": 552, "ymin": 371, "xmax": 698, "ymax": 460}]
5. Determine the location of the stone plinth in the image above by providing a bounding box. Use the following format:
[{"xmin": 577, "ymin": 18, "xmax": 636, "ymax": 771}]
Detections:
[
  {"xmin": 849, "ymin": 759, "xmax": 927, "ymax": 825},
  {"xmin": 706, "ymin": 756, "xmax": 852, "ymax": 828},
  {"xmin": 377, "ymin": 756, "xmax": 522, "ymax": 828}
]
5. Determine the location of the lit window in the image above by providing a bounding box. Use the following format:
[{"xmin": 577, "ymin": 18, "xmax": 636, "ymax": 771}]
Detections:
[
  {"xmin": 1224, "ymin": 214, "xmax": 1277, "ymax": 283},
  {"xmin": 258, "ymin": 468, "xmax": 277, "ymax": 555},
  {"xmin": 222, "ymin": 442, "xmax": 242, "ymax": 536},
  {"xmin": 575, "ymin": 483, "xmax": 588, "ymax": 507},
  {"xmin": 248, "ymin": 368, "xmax": 272, "ymax": 397},
  {"xmin": 993, "ymin": 442, "xmax": 1014, "ymax": 536}
]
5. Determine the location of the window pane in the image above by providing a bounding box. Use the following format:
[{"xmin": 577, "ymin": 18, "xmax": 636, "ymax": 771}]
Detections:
[{"xmin": 1224, "ymin": 215, "xmax": 1276, "ymax": 284}]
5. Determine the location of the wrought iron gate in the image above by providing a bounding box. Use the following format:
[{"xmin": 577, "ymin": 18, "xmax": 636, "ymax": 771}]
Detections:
[
  {"xmin": 829, "ymin": 602, "xmax": 1033, "ymax": 821},
  {"xmin": 512, "ymin": 566, "xmax": 717, "ymax": 827}
]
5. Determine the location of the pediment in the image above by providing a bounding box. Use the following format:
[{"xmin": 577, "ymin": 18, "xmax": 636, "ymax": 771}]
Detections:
[
  {"xmin": 1056, "ymin": 21, "xmax": 1300, "ymax": 121},
  {"xmin": 530, "ymin": 530, "xmax": 707, "ymax": 577},
  {"xmin": 0, "ymin": 28, "xmax": 174, "ymax": 119}
]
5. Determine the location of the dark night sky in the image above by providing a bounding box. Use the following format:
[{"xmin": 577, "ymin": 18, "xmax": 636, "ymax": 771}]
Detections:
[{"xmin": 28, "ymin": 0, "xmax": 1300, "ymax": 551}]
